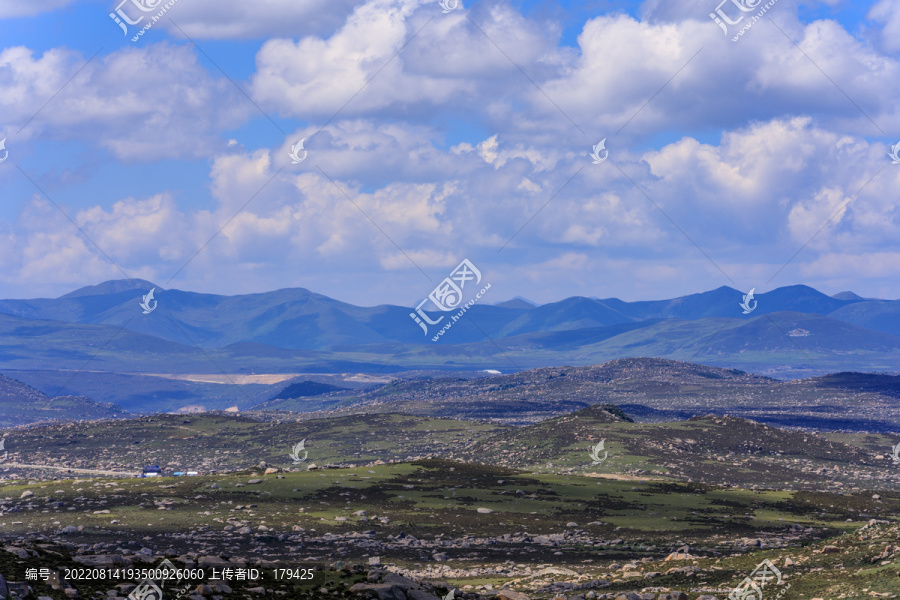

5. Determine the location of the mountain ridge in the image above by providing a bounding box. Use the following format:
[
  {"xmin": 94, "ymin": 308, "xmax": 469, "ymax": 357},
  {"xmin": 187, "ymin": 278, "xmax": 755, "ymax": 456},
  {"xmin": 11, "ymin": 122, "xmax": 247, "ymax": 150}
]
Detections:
[{"xmin": 0, "ymin": 280, "xmax": 893, "ymax": 350}]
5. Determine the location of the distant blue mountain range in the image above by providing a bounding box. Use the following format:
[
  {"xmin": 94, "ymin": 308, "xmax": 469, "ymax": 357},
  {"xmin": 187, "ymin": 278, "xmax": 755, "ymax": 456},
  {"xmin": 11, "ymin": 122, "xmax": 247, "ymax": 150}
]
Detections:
[
  {"xmin": 0, "ymin": 280, "xmax": 897, "ymax": 380},
  {"xmin": 0, "ymin": 280, "xmax": 896, "ymax": 349}
]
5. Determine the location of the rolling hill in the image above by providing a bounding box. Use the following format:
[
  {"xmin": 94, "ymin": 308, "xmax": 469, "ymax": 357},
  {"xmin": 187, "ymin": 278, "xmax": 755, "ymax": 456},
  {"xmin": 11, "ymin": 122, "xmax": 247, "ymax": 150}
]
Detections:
[
  {"xmin": 0, "ymin": 374, "xmax": 128, "ymax": 428},
  {"xmin": 254, "ymin": 357, "xmax": 900, "ymax": 432}
]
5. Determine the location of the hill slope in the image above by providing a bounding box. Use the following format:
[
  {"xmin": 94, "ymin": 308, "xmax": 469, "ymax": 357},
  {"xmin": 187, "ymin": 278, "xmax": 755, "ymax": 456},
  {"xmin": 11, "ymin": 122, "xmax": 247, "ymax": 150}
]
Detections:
[
  {"xmin": 256, "ymin": 357, "xmax": 900, "ymax": 432},
  {"xmin": 0, "ymin": 374, "xmax": 127, "ymax": 428}
]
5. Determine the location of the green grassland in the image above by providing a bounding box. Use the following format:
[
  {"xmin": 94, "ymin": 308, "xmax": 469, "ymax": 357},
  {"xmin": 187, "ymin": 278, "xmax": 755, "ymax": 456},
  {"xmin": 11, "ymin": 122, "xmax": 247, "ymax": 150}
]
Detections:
[{"xmin": 2, "ymin": 460, "xmax": 900, "ymax": 598}]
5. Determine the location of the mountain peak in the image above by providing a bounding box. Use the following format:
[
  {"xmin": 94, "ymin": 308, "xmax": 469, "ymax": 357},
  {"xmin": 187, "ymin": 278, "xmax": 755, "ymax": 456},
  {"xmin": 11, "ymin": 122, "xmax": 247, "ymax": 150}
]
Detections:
[
  {"xmin": 831, "ymin": 291, "xmax": 863, "ymax": 301},
  {"xmin": 60, "ymin": 279, "xmax": 160, "ymax": 299},
  {"xmin": 494, "ymin": 296, "xmax": 538, "ymax": 309}
]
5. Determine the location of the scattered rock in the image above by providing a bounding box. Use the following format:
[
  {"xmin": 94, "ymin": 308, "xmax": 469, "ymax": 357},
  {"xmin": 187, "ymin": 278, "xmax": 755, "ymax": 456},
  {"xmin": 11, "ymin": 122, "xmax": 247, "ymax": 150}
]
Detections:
[{"xmin": 657, "ymin": 593, "xmax": 687, "ymax": 600}]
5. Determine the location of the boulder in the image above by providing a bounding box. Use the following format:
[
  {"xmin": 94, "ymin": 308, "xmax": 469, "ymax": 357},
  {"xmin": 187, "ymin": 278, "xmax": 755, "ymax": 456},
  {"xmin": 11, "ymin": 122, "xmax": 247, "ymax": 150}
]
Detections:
[
  {"xmin": 498, "ymin": 591, "xmax": 531, "ymax": 600},
  {"xmin": 664, "ymin": 551, "xmax": 693, "ymax": 561},
  {"xmin": 658, "ymin": 593, "xmax": 688, "ymax": 600},
  {"xmin": 0, "ymin": 572, "xmax": 7, "ymax": 600},
  {"xmin": 349, "ymin": 583, "xmax": 407, "ymax": 600},
  {"xmin": 476, "ymin": 508, "xmax": 494, "ymax": 514},
  {"xmin": 6, "ymin": 547, "xmax": 30, "ymax": 559},
  {"xmin": 198, "ymin": 555, "xmax": 231, "ymax": 567},
  {"xmin": 73, "ymin": 555, "xmax": 131, "ymax": 567},
  {"xmin": 351, "ymin": 572, "xmax": 442, "ymax": 600},
  {"xmin": 248, "ymin": 479, "xmax": 263, "ymax": 484}
]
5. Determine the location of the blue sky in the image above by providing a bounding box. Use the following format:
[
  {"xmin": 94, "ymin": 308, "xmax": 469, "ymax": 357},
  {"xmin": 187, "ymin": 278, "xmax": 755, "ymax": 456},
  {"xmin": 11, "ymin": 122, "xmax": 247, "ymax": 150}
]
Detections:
[{"xmin": 0, "ymin": 0, "xmax": 899, "ymax": 305}]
